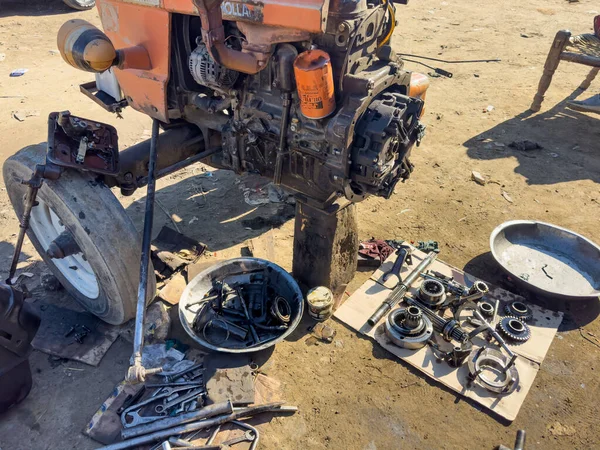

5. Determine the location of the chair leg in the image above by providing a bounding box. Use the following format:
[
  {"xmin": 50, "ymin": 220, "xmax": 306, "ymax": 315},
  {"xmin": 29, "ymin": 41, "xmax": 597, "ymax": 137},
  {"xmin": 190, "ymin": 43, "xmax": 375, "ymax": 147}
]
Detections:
[
  {"xmin": 579, "ymin": 67, "xmax": 599, "ymax": 90},
  {"xmin": 530, "ymin": 30, "xmax": 572, "ymax": 112}
]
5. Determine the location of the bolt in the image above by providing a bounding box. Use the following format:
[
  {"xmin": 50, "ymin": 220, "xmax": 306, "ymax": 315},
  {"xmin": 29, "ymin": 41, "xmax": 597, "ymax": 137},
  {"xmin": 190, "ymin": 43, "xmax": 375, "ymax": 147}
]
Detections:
[{"xmin": 124, "ymin": 172, "xmax": 134, "ymax": 182}]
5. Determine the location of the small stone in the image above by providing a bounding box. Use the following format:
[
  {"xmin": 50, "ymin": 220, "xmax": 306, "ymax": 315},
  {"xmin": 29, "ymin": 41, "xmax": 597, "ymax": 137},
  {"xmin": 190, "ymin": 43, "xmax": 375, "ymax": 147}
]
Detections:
[
  {"xmin": 40, "ymin": 272, "xmax": 62, "ymax": 291},
  {"xmin": 521, "ymin": 33, "xmax": 530, "ymax": 38},
  {"xmin": 471, "ymin": 171, "xmax": 486, "ymax": 185},
  {"xmin": 502, "ymin": 191, "xmax": 514, "ymax": 203},
  {"xmin": 547, "ymin": 422, "xmax": 576, "ymax": 437},
  {"xmin": 484, "ymin": 105, "xmax": 494, "ymax": 113}
]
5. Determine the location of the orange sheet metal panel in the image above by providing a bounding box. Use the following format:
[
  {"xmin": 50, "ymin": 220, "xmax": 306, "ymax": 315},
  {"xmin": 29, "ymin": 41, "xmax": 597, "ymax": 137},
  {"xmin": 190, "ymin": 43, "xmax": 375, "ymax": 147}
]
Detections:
[
  {"xmin": 97, "ymin": 0, "xmax": 171, "ymax": 122},
  {"xmin": 163, "ymin": 0, "xmax": 327, "ymax": 32}
]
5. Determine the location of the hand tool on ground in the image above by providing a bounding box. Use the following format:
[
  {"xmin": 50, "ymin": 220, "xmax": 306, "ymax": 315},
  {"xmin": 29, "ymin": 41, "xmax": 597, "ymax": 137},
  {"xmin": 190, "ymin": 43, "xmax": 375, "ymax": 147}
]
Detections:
[
  {"xmin": 381, "ymin": 245, "xmax": 412, "ymax": 284},
  {"xmin": 367, "ymin": 251, "xmax": 438, "ymax": 327},
  {"xmin": 154, "ymin": 388, "xmax": 206, "ymax": 414},
  {"xmin": 121, "ymin": 385, "xmax": 198, "ymax": 428},
  {"xmin": 220, "ymin": 430, "xmax": 255, "ymax": 447},
  {"xmin": 207, "ymin": 421, "xmax": 260, "ymax": 450},
  {"xmin": 117, "ymin": 386, "xmax": 146, "ymax": 415},
  {"xmin": 126, "ymin": 118, "xmax": 163, "ymax": 384},
  {"xmin": 122, "ymin": 401, "xmax": 233, "ymax": 440},
  {"xmin": 100, "ymin": 402, "xmax": 292, "ymax": 450}
]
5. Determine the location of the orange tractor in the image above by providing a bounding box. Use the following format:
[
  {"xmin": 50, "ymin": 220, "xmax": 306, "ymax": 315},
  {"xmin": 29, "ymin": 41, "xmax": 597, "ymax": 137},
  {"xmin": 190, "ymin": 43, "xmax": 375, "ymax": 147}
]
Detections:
[{"xmin": 3, "ymin": 0, "xmax": 428, "ymax": 380}]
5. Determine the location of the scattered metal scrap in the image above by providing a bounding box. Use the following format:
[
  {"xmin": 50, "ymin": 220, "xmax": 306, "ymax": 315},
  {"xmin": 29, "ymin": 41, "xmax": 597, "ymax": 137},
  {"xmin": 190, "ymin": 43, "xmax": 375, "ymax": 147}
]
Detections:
[
  {"xmin": 368, "ymin": 246, "xmax": 538, "ymax": 396},
  {"xmin": 186, "ymin": 268, "xmax": 295, "ymax": 350}
]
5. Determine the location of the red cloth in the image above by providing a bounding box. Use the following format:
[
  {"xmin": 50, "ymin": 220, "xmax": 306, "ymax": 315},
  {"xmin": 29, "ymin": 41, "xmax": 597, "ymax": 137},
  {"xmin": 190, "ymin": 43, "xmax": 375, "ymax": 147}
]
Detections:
[
  {"xmin": 595, "ymin": 15, "xmax": 600, "ymax": 38},
  {"xmin": 359, "ymin": 239, "xmax": 395, "ymax": 264}
]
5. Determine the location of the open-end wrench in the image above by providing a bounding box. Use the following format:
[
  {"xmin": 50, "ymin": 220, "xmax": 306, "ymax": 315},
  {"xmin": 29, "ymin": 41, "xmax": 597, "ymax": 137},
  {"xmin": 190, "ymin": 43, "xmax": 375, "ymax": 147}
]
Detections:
[
  {"xmin": 155, "ymin": 388, "xmax": 206, "ymax": 414},
  {"xmin": 221, "ymin": 430, "xmax": 255, "ymax": 447},
  {"xmin": 121, "ymin": 386, "xmax": 194, "ymax": 428},
  {"xmin": 123, "ymin": 409, "xmax": 170, "ymax": 428},
  {"xmin": 382, "ymin": 245, "xmax": 412, "ymax": 284},
  {"xmin": 207, "ymin": 421, "xmax": 259, "ymax": 450}
]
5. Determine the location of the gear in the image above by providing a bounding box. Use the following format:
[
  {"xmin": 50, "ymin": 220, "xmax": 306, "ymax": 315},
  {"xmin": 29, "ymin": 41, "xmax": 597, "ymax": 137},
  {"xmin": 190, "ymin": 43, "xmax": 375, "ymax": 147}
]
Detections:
[
  {"xmin": 385, "ymin": 307, "xmax": 433, "ymax": 349},
  {"xmin": 478, "ymin": 300, "xmax": 495, "ymax": 318},
  {"xmin": 404, "ymin": 305, "xmax": 423, "ymax": 329},
  {"xmin": 497, "ymin": 317, "xmax": 531, "ymax": 343},
  {"xmin": 418, "ymin": 279, "xmax": 446, "ymax": 308},
  {"xmin": 504, "ymin": 301, "xmax": 533, "ymax": 322}
]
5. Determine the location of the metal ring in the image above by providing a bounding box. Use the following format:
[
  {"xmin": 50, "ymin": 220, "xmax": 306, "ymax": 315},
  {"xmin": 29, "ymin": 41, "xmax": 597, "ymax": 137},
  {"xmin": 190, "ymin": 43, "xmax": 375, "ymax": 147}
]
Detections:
[
  {"xmin": 202, "ymin": 319, "xmax": 230, "ymax": 345},
  {"xmin": 270, "ymin": 296, "xmax": 291, "ymax": 324},
  {"xmin": 467, "ymin": 347, "xmax": 519, "ymax": 395},
  {"xmin": 385, "ymin": 308, "xmax": 433, "ymax": 349}
]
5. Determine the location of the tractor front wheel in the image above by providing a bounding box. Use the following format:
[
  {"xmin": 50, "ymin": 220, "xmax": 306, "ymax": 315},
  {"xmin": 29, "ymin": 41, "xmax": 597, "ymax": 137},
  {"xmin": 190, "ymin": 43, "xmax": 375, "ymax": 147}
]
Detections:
[{"xmin": 3, "ymin": 144, "xmax": 155, "ymax": 325}]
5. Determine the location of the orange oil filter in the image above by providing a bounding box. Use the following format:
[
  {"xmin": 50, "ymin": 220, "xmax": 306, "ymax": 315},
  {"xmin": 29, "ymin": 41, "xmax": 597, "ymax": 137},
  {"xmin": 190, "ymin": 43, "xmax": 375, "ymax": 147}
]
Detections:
[{"xmin": 293, "ymin": 49, "xmax": 336, "ymax": 119}]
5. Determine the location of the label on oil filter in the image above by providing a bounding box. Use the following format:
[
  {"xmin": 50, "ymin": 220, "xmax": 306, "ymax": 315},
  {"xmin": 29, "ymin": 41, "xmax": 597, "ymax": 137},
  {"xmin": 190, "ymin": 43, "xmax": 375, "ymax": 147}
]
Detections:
[{"xmin": 297, "ymin": 79, "xmax": 335, "ymax": 117}]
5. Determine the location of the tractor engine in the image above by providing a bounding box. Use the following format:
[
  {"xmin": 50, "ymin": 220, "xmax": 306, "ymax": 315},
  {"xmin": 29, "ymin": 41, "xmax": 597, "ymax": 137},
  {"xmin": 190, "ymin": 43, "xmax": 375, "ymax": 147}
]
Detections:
[
  {"xmin": 173, "ymin": 0, "xmax": 428, "ymax": 205},
  {"xmin": 57, "ymin": 0, "xmax": 429, "ymax": 207}
]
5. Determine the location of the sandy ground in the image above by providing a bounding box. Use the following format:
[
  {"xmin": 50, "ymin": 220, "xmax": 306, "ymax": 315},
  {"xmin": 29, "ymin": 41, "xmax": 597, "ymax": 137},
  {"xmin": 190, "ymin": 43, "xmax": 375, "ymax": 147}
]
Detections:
[{"xmin": 1, "ymin": 0, "xmax": 600, "ymax": 449}]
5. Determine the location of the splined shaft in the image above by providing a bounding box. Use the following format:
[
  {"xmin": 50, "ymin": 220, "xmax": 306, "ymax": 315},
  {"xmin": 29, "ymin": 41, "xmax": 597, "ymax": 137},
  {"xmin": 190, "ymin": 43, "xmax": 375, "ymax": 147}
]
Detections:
[{"xmin": 405, "ymin": 297, "xmax": 468, "ymax": 342}]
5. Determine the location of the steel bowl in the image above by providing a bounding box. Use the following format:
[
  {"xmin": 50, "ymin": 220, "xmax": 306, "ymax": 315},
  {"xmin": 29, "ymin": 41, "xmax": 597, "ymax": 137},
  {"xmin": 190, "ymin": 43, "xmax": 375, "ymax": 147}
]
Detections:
[
  {"xmin": 179, "ymin": 258, "xmax": 304, "ymax": 353},
  {"xmin": 490, "ymin": 220, "xmax": 600, "ymax": 300}
]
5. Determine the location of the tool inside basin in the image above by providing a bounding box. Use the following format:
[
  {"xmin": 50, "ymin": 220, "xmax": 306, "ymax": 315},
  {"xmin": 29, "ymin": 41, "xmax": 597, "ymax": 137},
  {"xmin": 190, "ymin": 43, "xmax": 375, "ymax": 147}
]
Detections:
[
  {"xmin": 179, "ymin": 258, "xmax": 304, "ymax": 353},
  {"xmin": 491, "ymin": 221, "xmax": 600, "ymax": 297}
]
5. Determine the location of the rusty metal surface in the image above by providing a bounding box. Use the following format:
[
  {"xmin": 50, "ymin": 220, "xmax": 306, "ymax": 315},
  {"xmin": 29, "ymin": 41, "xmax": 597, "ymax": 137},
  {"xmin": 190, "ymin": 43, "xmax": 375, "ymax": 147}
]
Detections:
[
  {"xmin": 97, "ymin": 0, "xmax": 171, "ymax": 122},
  {"xmin": 163, "ymin": 0, "xmax": 328, "ymax": 32}
]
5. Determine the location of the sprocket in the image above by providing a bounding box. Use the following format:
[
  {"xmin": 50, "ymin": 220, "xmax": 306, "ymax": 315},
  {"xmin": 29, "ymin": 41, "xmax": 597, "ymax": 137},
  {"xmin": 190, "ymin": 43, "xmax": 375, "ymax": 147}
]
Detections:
[{"xmin": 497, "ymin": 317, "xmax": 531, "ymax": 343}]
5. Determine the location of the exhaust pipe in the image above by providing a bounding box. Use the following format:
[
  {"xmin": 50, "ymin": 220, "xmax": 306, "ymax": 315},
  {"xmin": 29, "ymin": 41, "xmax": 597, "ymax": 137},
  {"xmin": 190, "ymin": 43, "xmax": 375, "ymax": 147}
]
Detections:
[{"xmin": 192, "ymin": 0, "xmax": 264, "ymax": 74}]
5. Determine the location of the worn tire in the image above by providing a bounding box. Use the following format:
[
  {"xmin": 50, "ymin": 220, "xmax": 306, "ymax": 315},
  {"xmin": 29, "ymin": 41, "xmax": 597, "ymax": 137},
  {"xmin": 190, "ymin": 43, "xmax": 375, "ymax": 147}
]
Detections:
[
  {"xmin": 3, "ymin": 144, "xmax": 155, "ymax": 325},
  {"xmin": 62, "ymin": 0, "xmax": 96, "ymax": 10}
]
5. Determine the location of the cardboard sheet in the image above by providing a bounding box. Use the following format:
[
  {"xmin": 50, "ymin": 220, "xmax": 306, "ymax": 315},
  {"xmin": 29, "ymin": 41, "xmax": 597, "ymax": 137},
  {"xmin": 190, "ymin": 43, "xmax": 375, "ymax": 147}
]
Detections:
[
  {"xmin": 335, "ymin": 249, "xmax": 563, "ymax": 421},
  {"xmin": 32, "ymin": 304, "xmax": 119, "ymax": 366}
]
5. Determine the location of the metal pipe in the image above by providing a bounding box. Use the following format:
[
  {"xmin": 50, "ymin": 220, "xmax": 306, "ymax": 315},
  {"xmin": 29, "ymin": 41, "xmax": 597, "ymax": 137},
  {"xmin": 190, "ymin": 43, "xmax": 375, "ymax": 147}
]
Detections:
[
  {"xmin": 122, "ymin": 401, "xmax": 233, "ymax": 439},
  {"xmin": 7, "ymin": 182, "xmax": 40, "ymax": 284},
  {"xmin": 514, "ymin": 430, "xmax": 526, "ymax": 450},
  {"xmin": 367, "ymin": 251, "xmax": 438, "ymax": 326},
  {"xmin": 126, "ymin": 118, "xmax": 161, "ymax": 384},
  {"xmin": 98, "ymin": 402, "xmax": 290, "ymax": 450},
  {"xmin": 273, "ymin": 92, "xmax": 291, "ymax": 185}
]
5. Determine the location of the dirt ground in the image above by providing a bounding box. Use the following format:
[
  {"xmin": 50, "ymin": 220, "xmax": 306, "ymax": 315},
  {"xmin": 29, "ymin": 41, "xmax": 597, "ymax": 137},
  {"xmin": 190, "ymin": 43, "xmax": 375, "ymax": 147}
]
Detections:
[{"xmin": 1, "ymin": 0, "xmax": 600, "ymax": 449}]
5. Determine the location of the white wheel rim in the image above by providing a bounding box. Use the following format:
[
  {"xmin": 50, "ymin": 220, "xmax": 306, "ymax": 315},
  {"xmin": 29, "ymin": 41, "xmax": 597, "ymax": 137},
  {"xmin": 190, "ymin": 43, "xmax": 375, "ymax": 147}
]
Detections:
[{"xmin": 29, "ymin": 198, "xmax": 100, "ymax": 299}]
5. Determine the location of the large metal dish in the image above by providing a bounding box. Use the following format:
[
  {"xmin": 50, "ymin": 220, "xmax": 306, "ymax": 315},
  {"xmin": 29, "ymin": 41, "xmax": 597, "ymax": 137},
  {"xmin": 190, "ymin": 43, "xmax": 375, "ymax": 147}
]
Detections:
[
  {"xmin": 179, "ymin": 258, "xmax": 304, "ymax": 353},
  {"xmin": 490, "ymin": 220, "xmax": 600, "ymax": 300}
]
